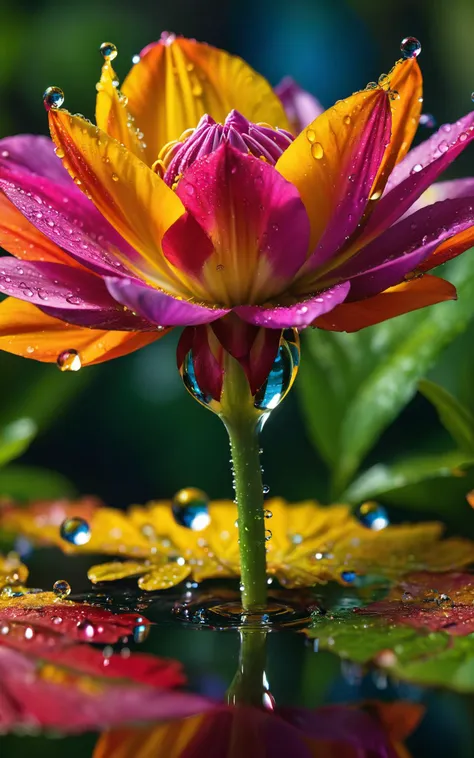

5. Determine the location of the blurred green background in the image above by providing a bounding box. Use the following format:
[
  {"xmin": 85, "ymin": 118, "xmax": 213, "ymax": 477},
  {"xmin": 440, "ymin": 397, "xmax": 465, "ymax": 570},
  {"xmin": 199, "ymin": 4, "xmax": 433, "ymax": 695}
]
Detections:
[
  {"xmin": 1, "ymin": 0, "xmax": 474, "ymax": 534},
  {"xmin": 1, "ymin": 2, "xmax": 474, "ymax": 758}
]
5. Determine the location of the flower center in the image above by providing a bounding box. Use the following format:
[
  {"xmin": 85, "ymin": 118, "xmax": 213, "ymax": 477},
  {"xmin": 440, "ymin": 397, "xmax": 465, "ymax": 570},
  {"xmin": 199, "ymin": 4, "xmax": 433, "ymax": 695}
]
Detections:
[{"xmin": 153, "ymin": 110, "xmax": 294, "ymax": 187}]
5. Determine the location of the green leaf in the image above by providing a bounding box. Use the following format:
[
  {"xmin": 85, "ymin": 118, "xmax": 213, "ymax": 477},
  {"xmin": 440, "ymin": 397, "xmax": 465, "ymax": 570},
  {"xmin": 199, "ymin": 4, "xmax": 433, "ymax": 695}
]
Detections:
[
  {"xmin": 306, "ymin": 572, "xmax": 474, "ymax": 692},
  {"xmin": 0, "ymin": 464, "xmax": 75, "ymax": 500},
  {"xmin": 342, "ymin": 451, "xmax": 473, "ymax": 503},
  {"xmin": 0, "ymin": 418, "xmax": 37, "ymax": 467},
  {"xmin": 298, "ymin": 253, "xmax": 474, "ymax": 493},
  {"xmin": 419, "ymin": 378, "xmax": 474, "ymax": 453}
]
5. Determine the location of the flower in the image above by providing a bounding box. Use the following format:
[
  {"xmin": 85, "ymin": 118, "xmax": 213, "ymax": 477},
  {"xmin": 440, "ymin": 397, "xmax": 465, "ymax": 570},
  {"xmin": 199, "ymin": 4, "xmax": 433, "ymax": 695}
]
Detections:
[
  {"xmin": 0, "ymin": 35, "xmax": 473, "ymax": 398},
  {"xmin": 93, "ymin": 701, "xmax": 423, "ymax": 758},
  {"xmin": 3, "ymin": 496, "xmax": 473, "ymax": 590}
]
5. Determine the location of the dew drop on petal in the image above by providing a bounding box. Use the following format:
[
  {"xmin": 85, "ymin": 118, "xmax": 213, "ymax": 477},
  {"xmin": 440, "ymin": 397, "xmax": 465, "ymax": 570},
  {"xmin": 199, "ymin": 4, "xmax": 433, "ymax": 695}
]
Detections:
[
  {"xmin": 43, "ymin": 86, "xmax": 64, "ymax": 111},
  {"xmin": 132, "ymin": 54, "xmax": 141, "ymax": 64},
  {"xmin": 53, "ymin": 579, "xmax": 71, "ymax": 598},
  {"xmin": 57, "ymin": 349, "xmax": 82, "ymax": 372},
  {"xmin": 172, "ymin": 487, "xmax": 211, "ymax": 530},
  {"xmin": 306, "ymin": 128, "xmax": 316, "ymax": 143},
  {"xmin": 400, "ymin": 36, "xmax": 421, "ymax": 59},
  {"xmin": 77, "ymin": 619, "xmax": 96, "ymax": 639},
  {"xmin": 357, "ymin": 502, "xmax": 389, "ymax": 531},
  {"xmin": 60, "ymin": 516, "xmax": 91, "ymax": 546},
  {"xmin": 311, "ymin": 142, "xmax": 324, "ymax": 160},
  {"xmin": 100, "ymin": 42, "xmax": 118, "ymax": 61}
]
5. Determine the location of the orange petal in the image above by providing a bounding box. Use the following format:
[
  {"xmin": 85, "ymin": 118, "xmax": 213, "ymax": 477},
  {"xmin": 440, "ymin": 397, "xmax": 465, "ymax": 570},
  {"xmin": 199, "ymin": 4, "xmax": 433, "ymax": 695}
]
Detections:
[
  {"xmin": 276, "ymin": 88, "xmax": 390, "ymax": 252},
  {"xmin": 121, "ymin": 36, "xmax": 289, "ymax": 166},
  {"xmin": 0, "ymin": 297, "xmax": 162, "ymax": 364},
  {"xmin": 371, "ymin": 58, "xmax": 423, "ymax": 197},
  {"xmin": 313, "ymin": 275, "xmax": 456, "ymax": 332},
  {"xmin": 419, "ymin": 227, "xmax": 474, "ymax": 272},
  {"xmin": 93, "ymin": 718, "xmax": 205, "ymax": 758},
  {"xmin": 95, "ymin": 60, "xmax": 146, "ymax": 160},
  {"xmin": 48, "ymin": 110, "xmax": 192, "ymax": 297},
  {"xmin": 0, "ymin": 191, "xmax": 80, "ymax": 266}
]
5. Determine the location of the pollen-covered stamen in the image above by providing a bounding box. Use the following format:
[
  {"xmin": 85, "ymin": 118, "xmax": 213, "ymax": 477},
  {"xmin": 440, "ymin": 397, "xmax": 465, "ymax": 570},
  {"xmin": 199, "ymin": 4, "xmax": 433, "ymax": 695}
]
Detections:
[{"xmin": 161, "ymin": 110, "xmax": 294, "ymax": 187}]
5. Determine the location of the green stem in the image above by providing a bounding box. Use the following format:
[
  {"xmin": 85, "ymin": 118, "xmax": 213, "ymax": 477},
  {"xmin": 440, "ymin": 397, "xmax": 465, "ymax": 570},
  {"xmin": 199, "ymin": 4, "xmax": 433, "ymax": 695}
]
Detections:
[
  {"xmin": 226, "ymin": 629, "xmax": 268, "ymax": 706},
  {"xmin": 220, "ymin": 357, "xmax": 267, "ymax": 612}
]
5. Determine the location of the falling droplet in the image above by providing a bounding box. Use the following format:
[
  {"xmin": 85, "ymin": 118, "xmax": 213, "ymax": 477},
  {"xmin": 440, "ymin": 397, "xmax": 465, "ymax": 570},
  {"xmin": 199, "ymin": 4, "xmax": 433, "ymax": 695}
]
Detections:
[
  {"xmin": 53, "ymin": 579, "xmax": 71, "ymax": 598},
  {"xmin": 311, "ymin": 142, "xmax": 324, "ymax": 160},
  {"xmin": 100, "ymin": 42, "xmax": 118, "ymax": 61},
  {"xmin": 60, "ymin": 516, "xmax": 91, "ymax": 546},
  {"xmin": 172, "ymin": 487, "xmax": 211, "ymax": 530},
  {"xmin": 43, "ymin": 86, "xmax": 64, "ymax": 111},
  {"xmin": 400, "ymin": 37, "xmax": 422, "ymax": 59},
  {"xmin": 357, "ymin": 502, "xmax": 389, "ymax": 531},
  {"xmin": 340, "ymin": 570, "xmax": 356, "ymax": 584},
  {"xmin": 57, "ymin": 349, "xmax": 82, "ymax": 372},
  {"xmin": 254, "ymin": 330, "xmax": 300, "ymax": 412}
]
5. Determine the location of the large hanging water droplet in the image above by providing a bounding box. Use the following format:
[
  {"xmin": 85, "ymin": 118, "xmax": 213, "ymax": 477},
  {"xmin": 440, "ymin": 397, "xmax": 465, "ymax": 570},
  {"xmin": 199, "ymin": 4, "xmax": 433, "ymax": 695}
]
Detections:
[
  {"xmin": 400, "ymin": 37, "xmax": 421, "ymax": 59},
  {"xmin": 100, "ymin": 42, "xmax": 118, "ymax": 61},
  {"xmin": 254, "ymin": 330, "xmax": 300, "ymax": 412},
  {"xmin": 43, "ymin": 86, "xmax": 64, "ymax": 111},
  {"xmin": 357, "ymin": 502, "xmax": 389, "ymax": 531},
  {"xmin": 180, "ymin": 351, "xmax": 215, "ymax": 410},
  {"xmin": 60, "ymin": 517, "xmax": 91, "ymax": 546},
  {"xmin": 172, "ymin": 487, "xmax": 211, "ymax": 530},
  {"xmin": 57, "ymin": 349, "xmax": 82, "ymax": 372},
  {"xmin": 53, "ymin": 579, "xmax": 71, "ymax": 598}
]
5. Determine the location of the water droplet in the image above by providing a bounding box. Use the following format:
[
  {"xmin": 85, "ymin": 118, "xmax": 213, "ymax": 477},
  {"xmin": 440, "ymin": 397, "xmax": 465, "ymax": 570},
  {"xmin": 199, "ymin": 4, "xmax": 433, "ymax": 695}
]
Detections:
[
  {"xmin": 389, "ymin": 89, "xmax": 400, "ymax": 101},
  {"xmin": 180, "ymin": 351, "xmax": 215, "ymax": 409},
  {"xmin": 419, "ymin": 113, "xmax": 436, "ymax": 128},
  {"xmin": 357, "ymin": 502, "xmax": 389, "ymax": 531},
  {"xmin": 133, "ymin": 622, "xmax": 150, "ymax": 643},
  {"xmin": 471, "ymin": 92, "xmax": 474, "ymax": 103},
  {"xmin": 132, "ymin": 54, "xmax": 141, "ymax": 64},
  {"xmin": 43, "ymin": 86, "xmax": 64, "ymax": 111},
  {"xmin": 264, "ymin": 530, "xmax": 272, "ymax": 541},
  {"xmin": 311, "ymin": 142, "xmax": 324, "ymax": 160},
  {"xmin": 77, "ymin": 619, "xmax": 95, "ymax": 639},
  {"xmin": 57, "ymin": 348, "xmax": 82, "ymax": 372},
  {"xmin": 53, "ymin": 579, "xmax": 71, "ymax": 598},
  {"xmin": 343, "ymin": 115, "xmax": 351, "ymax": 126},
  {"xmin": 262, "ymin": 484, "xmax": 270, "ymax": 495},
  {"xmin": 51, "ymin": 616, "xmax": 63, "ymax": 625},
  {"xmin": 254, "ymin": 330, "xmax": 300, "ymax": 412},
  {"xmin": 172, "ymin": 487, "xmax": 211, "ymax": 530},
  {"xmin": 306, "ymin": 128, "xmax": 316, "ymax": 143},
  {"xmin": 340, "ymin": 570, "xmax": 356, "ymax": 584},
  {"xmin": 400, "ymin": 36, "xmax": 421, "ymax": 59},
  {"xmin": 100, "ymin": 42, "xmax": 118, "ymax": 62},
  {"xmin": 24, "ymin": 626, "xmax": 34, "ymax": 640},
  {"xmin": 369, "ymin": 189, "xmax": 382, "ymax": 201},
  {"xmin": 438, "ymin": 140, "xmax": 449, "ymax": 154},
  {"xmin": 111, "ymin": 173, "xmax": 119, "ymax": 182},
  {"xmin": 54, "ymin": 147, "xmax": 65, "ymax": 158},
  {"xmin": 60, "ymin": 516, "xmax": 91, "ymax": 546},
  {"xmin": 411, "ymin": 163, "xmax": 423, "ymax": 173},
  {"xmin": 264, "ymin": 509, "xmax": 272, "ymax": 519}
]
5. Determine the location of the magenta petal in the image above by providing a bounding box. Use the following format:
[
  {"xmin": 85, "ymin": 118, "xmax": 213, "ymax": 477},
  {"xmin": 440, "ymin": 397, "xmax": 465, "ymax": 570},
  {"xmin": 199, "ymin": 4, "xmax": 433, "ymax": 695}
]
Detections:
[
  {"xmin": 162, "ymin": 211, "xmax": 215, "ymax": 279},
  {"xmin": 105, "ymin": 277, "xmax": 229, "ymax": 326},
  {"xmin": 337, "ymin": 196, "xmax": 474, "ymax": 300},
  {"xmin": 0, "ymin": 171, "xmax": 137, "ymax": 278},
  {"xmin": 0, "ymin": 135, "xmax": 72, "ymax": 186},
  {"xmin": 175, "ymin": 144, "xmax": 310, "ymax": 289},
  {"xmin": 401, "ymin": 177, "xmax": 474, "ymax": 219},
  {"xmin": 362, "ymin": 111, "xmax": 474, "ymax": 239},
  {"xmin": 236, "ymin": 283, "xmax": 350, "ymax": 328},
  {"xmin": 275, "ymin": 77, "xmax": 324, "ymax": 134}
]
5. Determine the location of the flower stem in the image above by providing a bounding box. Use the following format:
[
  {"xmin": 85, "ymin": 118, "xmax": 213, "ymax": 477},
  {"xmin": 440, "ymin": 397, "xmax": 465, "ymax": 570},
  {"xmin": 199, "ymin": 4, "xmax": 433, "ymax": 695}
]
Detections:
[
  {"xmin": 226, "ymin": 629, "xmax": 269, "ymax": 706},
  {"xmin": 220, "ymin": 357, "xmax": 267, "ymax": 612}
]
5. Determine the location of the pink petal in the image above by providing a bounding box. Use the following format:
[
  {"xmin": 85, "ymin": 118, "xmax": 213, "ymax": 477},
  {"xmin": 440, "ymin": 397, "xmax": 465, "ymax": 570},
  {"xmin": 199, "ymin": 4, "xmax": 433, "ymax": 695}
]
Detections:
[
  {"xmin": 161, "ymin": 211, "xmax": 215, "ymax": 279},
  {"xmin": 105, "ymin": 277, "xmax": 229, "ymax": 326},
  {"xmin": 0, "ymin": 259, "xmax": 150, "ymax": 330},
  {"xmin": 360, "ymin": 111, "xmax": 474, "ymax": 241},
  {"xmin": 173, "ymin": 144, "xmax": 310, "ymax": 303},
  {"xmin": 401, "ymin": 177, "xmax": 474, "ymax": 219},
  {"xmin": 236, "ymin": 283, "xmax": 351, "ymax": 328},
  {"xmin": 336, "ymin": 196, "xmax": 474, "ymax": 300},
  {"xmin": 0, "ymin": 170, "xmax": 137, "ymax": 278},
  {"xmin": 275, "ymin": 77, "xmax": 324, "ymax": 134},
  {"xmin": 0, "ymin": 134, "xmax": 73, "ymax": 186}
]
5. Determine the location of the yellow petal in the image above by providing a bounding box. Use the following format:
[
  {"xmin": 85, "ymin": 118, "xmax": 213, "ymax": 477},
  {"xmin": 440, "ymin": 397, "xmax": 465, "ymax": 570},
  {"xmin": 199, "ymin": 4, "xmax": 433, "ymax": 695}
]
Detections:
[
  {"xmin": 48, "ymin": 110, "xmax": 192, "ymax": 296},
  {"xmin": 95, "ymin": 60, "xmax": 146, "ymax": 160},
  {"xmin": 138, "ymin": 563, "xmax": 191, "ymax": 590},
  {"xmin": 121, "ymin": 36, "xmax": 289, "ymax": 165},
  {"xmin": 372, "ymin": 58, "xmax": 423, "ymax": 196},
  {"xmin": 276, "ymin": 87, "xmax": 390, "ymax": 252},
  {"xmin": 0, "ymin": 297, "xmax": 162, "ymax": 365},
  {"xmin": 88, "ymin": 560, "xmax": 147, "ymax": 583},
  {"xmin": 0, "ymin": 552, "xmax": 28, "ymax": 589}
]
